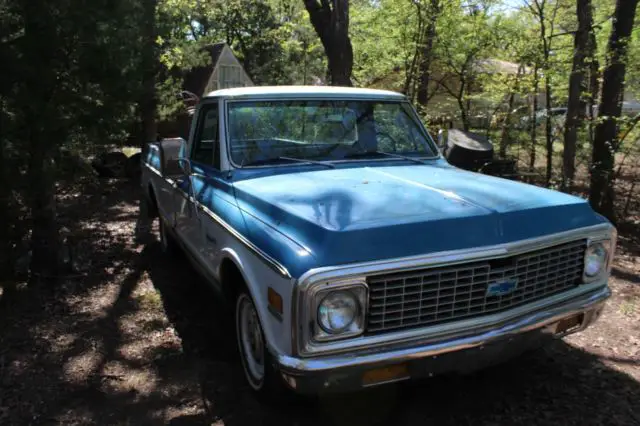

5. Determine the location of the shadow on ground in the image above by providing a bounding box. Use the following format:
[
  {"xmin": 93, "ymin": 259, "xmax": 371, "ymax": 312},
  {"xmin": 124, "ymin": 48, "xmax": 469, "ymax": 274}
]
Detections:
[
  {"xmin": 0, "ymin": 179, "xmax": 638, "ymax": 426},
  {"xmin": 148, "ymin": 246, "xmax": 640, "ymax": 426}
]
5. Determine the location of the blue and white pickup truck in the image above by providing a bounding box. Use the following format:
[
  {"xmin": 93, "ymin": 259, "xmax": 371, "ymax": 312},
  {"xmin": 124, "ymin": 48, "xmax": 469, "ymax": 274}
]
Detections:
[{"xmin": 141, "ymin": 86, "xmax": 616, "ymax": 395}]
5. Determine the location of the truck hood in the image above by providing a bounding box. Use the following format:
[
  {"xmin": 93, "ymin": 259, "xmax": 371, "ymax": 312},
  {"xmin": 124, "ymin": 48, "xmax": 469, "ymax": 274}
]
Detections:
[{"xmin": 233, "ymin": 163, "xmax": 605, "ymax": 276}]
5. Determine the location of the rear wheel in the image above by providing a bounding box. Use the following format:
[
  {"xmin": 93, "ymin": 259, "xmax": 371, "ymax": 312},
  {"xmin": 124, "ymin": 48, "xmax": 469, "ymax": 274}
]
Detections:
[
  {"xmin": 159, "ymin": 217, "xmax": 178, "ymax": 254},
  {"xmin": 144, "ymin": 187, "xmax": 159, "ymax": 219}
]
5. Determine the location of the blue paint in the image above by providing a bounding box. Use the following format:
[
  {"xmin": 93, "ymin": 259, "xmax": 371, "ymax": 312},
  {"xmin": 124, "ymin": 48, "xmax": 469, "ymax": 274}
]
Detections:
[
  {"xmin": 180, "ymin": 161, "xmax": 318, "ymax": 275},
  {"xmin": 231, "ymin": 162, "xmax": 605, "ymax": 278},
  {"xmin": 146, "ymin": 151, "xmax": 607, "ymax": 280}
]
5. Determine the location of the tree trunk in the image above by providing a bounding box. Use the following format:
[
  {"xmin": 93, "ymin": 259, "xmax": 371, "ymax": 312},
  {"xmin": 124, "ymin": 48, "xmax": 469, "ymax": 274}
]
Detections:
[
  {"xmin": 304, "ymin": 0, "xmax": 353, "ymax": 86},
  {"xmin": 529, "ymin": 65, "xmax": 539, "ymax": 171},
  {"xmin": 0, "ymin": 101, "xmax": 12, "ymax": 282},
  {"xmin": 404, "ymin": 3, "xmax": 424, "ymax": 97},
  {"xmin": 140, "ymin": 0, "xmax": 158, "ymax": 144},
  {"xmin": 589, "ymin": 0, "xmax": 639, "ymax": 221},
  {"xmin": 0, "ymin": 117, "xmax": 17, "ymax": 300},
  {"xmin": 499, "ymin": 94, "xmax": 516, "ymax": 158},
  {"xmin": 403, "ymin": 44, "xmax": 420, "ymax": 96},
  {"xmin": 459, "ymin": 102, "xmax": 469, "ymax": 131},
  {"xmin": 416, "ymin": 0, "xmax": 440, "ymax": 106},
  {"xmin": 28, "ymin": 140, "xmax": 60, "ymax": 284},
  {"xmin": 544, "ymin": 74, "xmax": 553, "ymax": 186},
  {"xmin": 538, "ymin": 6, "xmax": 554, "ymax": 187},
  {"xmin": 456, "ymin": 80, "xmax": 469, "ymax": 131},
  {"xmin": 499, "ymin": 65, "xmax": 524, "ymax": 158},
  {"xmin": 21, "ymin": 1, "xmax": 62, "ymax": 285},
  {"xmin": 562, "ymin": 0, "xmax": 593, "ymax": 192},
  {"xmin": 587, "ymin": 30, "xmax": 600, "ymax": 145},
  {"xmin": 326, "ymin": 36, "xmax": 353, "ymax": 86},
  {"xmin": 403, "ymin": 15, "xmax": 423, "ymax": 97}
]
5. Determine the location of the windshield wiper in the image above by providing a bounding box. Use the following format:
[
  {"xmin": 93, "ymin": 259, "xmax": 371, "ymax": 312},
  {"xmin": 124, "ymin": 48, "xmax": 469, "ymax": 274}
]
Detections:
[
  {"xmin": 344, "ymin": 151, "xmax": 427, "ymax": 165},
  {"xmin": 243, "ymin": 156, "xmax": 335, "ymax": 168}
]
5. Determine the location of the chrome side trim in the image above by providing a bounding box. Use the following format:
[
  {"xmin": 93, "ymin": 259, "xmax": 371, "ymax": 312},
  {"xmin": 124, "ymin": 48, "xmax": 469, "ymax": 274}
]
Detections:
[
  {"xmin": 143, "ymin": 162, "xmax": 162, "ymax": 177},
  {"xmin": 297, "ymin": 223, "xmax": 613, "ymax": 288},
  {"xmin": 293, "ymin": 222, "xmax": 614, "ymax": 356},
  {"xmin": 144, "ymin": 161, "xmax": 291, "ymax": 278},
  {"xmin": 174, "ymin": 185, "xmax": 292, "ymax": 279},
  {"xmin": 298, "ymin": 280, "xmax": 606, "ymax": 356},
  {"xmin": 143, "ymin": 162, "xmax": 177, "ymax": 187}
]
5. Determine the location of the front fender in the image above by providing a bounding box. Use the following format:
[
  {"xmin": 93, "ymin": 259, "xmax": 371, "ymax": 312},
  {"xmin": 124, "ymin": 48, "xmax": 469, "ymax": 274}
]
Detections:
[{"xmin": 217, "ymin": 246, "xmax": 296, "ymax": 357}]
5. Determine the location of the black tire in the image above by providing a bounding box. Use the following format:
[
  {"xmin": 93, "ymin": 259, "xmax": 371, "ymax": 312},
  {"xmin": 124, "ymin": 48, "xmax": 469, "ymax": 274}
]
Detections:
[
  {"xmin": 235, "ymin": 291, "xmax": 291, "ymax": 400},
  {"xmin": 144, "ymin": 188, "xmax": 159, "ymax": 219},
  {"xmin": 159, "ymin": 217, "xmax": 179, "ymax": 254}
]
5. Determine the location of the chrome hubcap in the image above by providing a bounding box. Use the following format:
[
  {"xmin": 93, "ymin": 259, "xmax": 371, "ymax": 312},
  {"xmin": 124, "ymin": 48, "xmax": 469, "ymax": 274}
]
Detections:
[{"xmin": 238, "ymin": 296, "xmax": 265, "ymax": 387}]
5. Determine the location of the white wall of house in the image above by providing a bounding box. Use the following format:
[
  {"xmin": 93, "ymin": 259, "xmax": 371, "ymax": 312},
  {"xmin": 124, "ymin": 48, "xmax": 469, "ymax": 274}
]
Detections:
[{"xmin": 204, "ymin": 45, "xmax": 254, "ymax": 93}]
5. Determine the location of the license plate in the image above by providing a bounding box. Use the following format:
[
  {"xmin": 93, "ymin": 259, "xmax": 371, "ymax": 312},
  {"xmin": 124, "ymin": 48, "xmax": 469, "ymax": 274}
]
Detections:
[{"xmin": 362, "ymin": 364, "xmax": 409, "ymax": 386}]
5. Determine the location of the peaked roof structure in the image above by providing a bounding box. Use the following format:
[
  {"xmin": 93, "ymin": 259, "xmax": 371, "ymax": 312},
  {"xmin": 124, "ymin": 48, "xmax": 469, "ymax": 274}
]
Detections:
[{"xmin": 183, "ymin": 42, "xmax": 227, "ymax": 96}]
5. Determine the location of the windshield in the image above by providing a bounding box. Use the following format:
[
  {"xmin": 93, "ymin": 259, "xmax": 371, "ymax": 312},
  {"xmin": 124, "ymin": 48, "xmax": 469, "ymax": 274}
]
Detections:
[{"xmin": 227, "ymin": 100, "xmax": 438, "ymax": 166}]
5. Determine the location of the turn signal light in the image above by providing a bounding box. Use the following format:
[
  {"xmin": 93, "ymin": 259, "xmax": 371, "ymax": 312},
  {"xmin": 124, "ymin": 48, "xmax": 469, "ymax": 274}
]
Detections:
[{"xmin": 268, "ymin": 287, "xmax": 283, "ymax": 315}]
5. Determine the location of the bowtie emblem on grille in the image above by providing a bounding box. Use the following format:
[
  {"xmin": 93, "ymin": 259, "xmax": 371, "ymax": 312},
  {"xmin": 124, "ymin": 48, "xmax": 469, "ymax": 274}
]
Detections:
[{"xmin": 486, "ymin": 278, "xmax": 519, "ymax": 297}]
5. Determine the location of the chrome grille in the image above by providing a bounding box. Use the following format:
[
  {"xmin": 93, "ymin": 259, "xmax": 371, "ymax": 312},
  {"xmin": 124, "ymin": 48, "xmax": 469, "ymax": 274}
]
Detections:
[{"xmin": 366, "ymin": 239, "xmax": 587, "ymax": 334}]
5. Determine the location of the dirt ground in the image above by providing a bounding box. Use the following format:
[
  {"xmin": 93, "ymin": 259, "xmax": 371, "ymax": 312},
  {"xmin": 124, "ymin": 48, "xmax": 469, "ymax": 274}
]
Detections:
[{"xmin": 0, "ymin": 178, "xmax": 638, "ymax": 426}]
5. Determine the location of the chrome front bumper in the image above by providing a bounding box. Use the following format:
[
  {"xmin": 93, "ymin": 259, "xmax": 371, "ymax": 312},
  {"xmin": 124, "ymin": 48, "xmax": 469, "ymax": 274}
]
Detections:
[{"xmin": 273, "ymin": 286, "xmax": 610, "ymax": 394}]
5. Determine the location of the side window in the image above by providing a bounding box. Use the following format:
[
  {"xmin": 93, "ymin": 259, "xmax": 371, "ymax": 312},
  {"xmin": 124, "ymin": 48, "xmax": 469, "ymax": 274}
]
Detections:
[
  {"xmin": 191, "ymin": 104, "xmax": 220, "ymax": 169},
  {"xmin": 374, "ymin": 103, "xmax": 429, "ymax": 153}
]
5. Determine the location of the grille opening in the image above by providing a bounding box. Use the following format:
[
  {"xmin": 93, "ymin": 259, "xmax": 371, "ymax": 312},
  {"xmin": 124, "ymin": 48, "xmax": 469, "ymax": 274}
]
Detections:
[
  {"xmin": 366, "ymin": 239, "xmax": 587, "ymax": 335},
  {"xmin": 488, "ymin": 256, "xmax": 516, "ymax": 270}
]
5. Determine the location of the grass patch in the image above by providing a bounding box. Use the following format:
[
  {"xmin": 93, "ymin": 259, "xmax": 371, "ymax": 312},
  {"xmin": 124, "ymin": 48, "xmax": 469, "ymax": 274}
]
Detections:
[
  {"xmin": 135, "ymin": 290, "xmax": 163, "ymax": 310},
  {"xmin": 620, "ymin": 299, "xmax": 637, "ymax": 317}
]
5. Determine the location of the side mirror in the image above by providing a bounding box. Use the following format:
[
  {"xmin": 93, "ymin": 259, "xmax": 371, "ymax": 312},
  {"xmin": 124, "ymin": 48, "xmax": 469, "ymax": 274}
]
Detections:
[
  {"xmin": 159, "ymin": 137, "xmax": 187, "ymax": 177},
  {"xmin": 437, "ymin": 129, "xmax": 447, "ymax": 149}
]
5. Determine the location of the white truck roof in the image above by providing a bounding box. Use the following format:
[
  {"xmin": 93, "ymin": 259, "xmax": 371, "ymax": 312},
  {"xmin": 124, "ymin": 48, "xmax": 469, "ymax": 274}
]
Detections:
[{"xmin": 203, "ymin": 85, "xmax": 406, "ymax": 101}]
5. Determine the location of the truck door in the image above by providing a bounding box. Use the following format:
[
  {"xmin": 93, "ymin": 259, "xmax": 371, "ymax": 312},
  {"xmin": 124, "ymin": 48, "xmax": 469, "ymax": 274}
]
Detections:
[
  {"xmin": 174, "ymin": 100, "xmax": 222, "ymax": 279},
  {"xmin": 154, "ymin": 139, "xmax": 184, "ymax": 227}
]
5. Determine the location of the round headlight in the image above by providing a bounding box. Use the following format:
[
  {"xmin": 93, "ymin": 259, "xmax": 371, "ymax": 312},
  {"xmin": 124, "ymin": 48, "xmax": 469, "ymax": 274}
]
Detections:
[
  {"xmin": 317, "ymin": 291, "xmax": 359, "ymax": 333},
  {"xmin": 584, "ymin": 243, "xmax": 607, "ymax": 277}
]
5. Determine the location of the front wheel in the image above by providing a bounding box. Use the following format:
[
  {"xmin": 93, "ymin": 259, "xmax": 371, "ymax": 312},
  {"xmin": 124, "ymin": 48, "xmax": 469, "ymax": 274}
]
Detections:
[{"xmin": 235, "ymin": 292, "xmax": 290, "ymax": 398}]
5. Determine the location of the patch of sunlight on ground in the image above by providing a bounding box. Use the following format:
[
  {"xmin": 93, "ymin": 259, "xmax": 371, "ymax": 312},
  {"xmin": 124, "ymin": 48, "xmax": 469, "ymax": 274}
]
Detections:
[
  {"xmin": 65, "ymin": 284, "xmax": 121, "ymax": 317},
  {"xmin": 115, "ymin": 326, "xmax": 181, "ymax": 363},
  {"xmin": 63, "ymin": 349, "xmax": 104, "ymax": 384},
  {"xmin": 101, "ymin": 360, "xmax": 158, "ymax": 397},
  {"xmin": 51, "ymin": 332, "xmax": 78, "ymax": 352}
]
